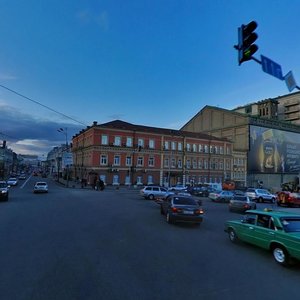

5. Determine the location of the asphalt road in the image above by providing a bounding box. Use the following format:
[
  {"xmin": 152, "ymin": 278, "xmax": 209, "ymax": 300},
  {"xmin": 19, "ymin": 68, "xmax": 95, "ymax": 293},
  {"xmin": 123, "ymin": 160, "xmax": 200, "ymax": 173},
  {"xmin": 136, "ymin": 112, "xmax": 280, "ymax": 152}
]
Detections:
[{"xmin": 1, "ymin": 178, "xmax": 300, "ymax": 300}]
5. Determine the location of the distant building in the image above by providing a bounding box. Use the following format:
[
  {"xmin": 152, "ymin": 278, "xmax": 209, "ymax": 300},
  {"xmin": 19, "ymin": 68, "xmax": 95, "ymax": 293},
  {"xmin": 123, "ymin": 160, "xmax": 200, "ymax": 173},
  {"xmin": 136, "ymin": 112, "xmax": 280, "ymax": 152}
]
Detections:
[
  {"xmin": 71, "ymin": 120, "xmax": 233, "ymax": 187},
  {"xmin": 232, "ymin": 91, "xmax": 300, "ymax": 125},
  {"xmin": 181, "ymin": 105, "xmax": 300, "ymax": 191}
]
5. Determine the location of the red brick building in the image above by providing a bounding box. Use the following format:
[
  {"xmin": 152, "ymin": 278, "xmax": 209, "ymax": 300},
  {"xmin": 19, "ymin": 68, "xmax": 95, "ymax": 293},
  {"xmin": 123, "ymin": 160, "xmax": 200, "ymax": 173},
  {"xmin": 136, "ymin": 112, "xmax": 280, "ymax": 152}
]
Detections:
[{"xmin": 71, "ymin": 120, "xmax": 233, "ymax": 186}]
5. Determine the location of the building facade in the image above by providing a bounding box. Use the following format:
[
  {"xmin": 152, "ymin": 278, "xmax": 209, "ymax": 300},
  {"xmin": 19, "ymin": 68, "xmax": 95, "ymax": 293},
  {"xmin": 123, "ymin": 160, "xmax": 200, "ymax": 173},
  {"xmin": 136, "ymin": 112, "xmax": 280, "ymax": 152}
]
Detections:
[
  {"xmin": 232, "ymin": 91, "xmax": 300, "ymax": 125},
  {"xmin": 71, "ymin": 120, "xmax": 233, "ymax": 187},
  {"xmin": 181, "ymin": 105, "xmax": 300, "ymax": 191}
]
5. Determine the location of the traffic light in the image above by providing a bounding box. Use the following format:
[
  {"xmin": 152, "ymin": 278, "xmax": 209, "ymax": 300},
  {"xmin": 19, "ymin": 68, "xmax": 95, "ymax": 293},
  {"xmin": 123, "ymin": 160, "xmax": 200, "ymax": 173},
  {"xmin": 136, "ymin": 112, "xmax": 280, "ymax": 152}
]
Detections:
[{"xmin": 236, "ymin": 21, "xmax": 258, "ymax": 65}]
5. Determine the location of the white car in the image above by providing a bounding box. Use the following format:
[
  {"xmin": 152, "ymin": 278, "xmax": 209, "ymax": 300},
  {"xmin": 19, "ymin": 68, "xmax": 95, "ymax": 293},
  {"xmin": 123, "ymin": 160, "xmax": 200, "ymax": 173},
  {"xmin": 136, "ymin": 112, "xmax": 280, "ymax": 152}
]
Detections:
[
  {"xmin": 33, "ymin": 182, "xmax": 48, "ymax": 193},
  {"xmin": 7, "ymin": 177, "xmax": 18, "ymax": 186}
]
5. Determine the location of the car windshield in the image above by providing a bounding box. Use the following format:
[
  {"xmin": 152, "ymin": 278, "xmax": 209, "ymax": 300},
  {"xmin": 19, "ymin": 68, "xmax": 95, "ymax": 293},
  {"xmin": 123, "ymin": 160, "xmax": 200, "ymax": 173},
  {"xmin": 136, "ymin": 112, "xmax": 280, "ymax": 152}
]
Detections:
[
  {"xmin": 280, "ymin": 218, "xmax": 300, "ymax": 232},
  {"xmin": 36, "ymin": 183, "xmax": 47, "ymax": 186},
  {"xmin": 173, "ymin": 197, "xmax": 196, "ymax": 205}
]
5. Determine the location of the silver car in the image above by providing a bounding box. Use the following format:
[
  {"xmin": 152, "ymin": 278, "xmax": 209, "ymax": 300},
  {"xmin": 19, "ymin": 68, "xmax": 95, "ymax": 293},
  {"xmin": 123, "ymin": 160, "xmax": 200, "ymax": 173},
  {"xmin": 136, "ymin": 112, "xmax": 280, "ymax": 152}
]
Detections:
[
  {"xmin": 33, "ymin": 182, "xmax": 48, "ymax": 193},
  {"xmin": 140, "ymin": 186, "xmax": 168, "ymax": 200},
  {"xmin": 246, "ymin": 188, "xmax": 276, "ymax": 203},
  {"xmin": 229, "ymin": 195, "xmax": 256, "ymax": 213}
]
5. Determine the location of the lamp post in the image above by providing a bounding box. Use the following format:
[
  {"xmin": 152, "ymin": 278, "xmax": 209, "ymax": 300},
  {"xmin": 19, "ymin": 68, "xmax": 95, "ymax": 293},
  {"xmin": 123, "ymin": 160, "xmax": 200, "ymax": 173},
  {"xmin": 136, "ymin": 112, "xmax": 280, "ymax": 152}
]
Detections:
[
  {"xmin": 57, "ymin": 127, "xmax": 69, "ymax": 186},
  {"xmin": 57, "ymin": 128, "xmax": 68, "ymax": 148}
]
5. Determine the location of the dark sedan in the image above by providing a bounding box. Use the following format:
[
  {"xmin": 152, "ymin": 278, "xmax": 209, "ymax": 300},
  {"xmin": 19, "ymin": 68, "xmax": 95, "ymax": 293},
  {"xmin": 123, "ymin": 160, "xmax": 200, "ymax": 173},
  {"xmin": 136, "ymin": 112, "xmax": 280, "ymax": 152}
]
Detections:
[
  {"xmin": 160, "ymin": 195, "xmax": 204, "ymax": 225},
  {"xmin": 229, "ymin": 195, "xmax": 256, "ymax": 213}
]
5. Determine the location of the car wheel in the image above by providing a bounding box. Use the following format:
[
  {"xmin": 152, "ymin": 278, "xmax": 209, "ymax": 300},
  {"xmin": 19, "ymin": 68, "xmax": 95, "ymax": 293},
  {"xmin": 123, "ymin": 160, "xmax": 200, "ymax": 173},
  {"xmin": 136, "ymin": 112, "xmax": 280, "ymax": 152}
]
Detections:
[
  {"xmin": 148, "ymin": 194, "xmax": 154, "ymax": 200},
  {"xmin": 166, "ymin": 212, "xmax": 173, "ymax": 224},
  {"xmin": 272, "ymin": 245, "xmax": 290, "ymax": 266},
  {"xmin": 228, "ymin": 228, "xmax": 238, "ymax": 243},
  {"xmin": 271, "ymin": 198, "xmax": 275, "ymax": 204}
]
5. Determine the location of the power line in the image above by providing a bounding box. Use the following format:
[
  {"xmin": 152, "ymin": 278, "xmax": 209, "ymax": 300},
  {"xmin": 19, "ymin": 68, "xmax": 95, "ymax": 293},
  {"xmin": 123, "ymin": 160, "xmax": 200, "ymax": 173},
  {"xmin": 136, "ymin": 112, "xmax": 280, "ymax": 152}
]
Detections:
[{"xmin": 0, "ymin": 84, "xmax": 88, "ymax": 126}]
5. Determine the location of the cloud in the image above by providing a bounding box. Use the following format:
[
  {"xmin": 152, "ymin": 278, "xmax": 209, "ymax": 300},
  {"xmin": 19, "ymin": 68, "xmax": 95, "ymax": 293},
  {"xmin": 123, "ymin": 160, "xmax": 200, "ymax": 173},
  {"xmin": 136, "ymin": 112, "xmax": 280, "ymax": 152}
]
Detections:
[
  {"xmin": 0, "ymin": 104, "xmax": 83, "ymax": 156},
  {"xmin": 76, "ymin": 9, "xmax": 109, "ymax": 31},
  {"xmin": 0, "ymin": 73, "xmax": 17, "ymax": 80}
]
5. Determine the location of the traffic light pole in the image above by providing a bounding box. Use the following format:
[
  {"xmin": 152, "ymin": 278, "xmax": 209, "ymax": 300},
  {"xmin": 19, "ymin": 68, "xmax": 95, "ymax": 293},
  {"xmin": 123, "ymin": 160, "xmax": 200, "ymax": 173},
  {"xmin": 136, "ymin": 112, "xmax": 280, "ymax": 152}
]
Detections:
[{"xmin": 249, "ymin": 55, "xmax": 300, "ymax": 91}]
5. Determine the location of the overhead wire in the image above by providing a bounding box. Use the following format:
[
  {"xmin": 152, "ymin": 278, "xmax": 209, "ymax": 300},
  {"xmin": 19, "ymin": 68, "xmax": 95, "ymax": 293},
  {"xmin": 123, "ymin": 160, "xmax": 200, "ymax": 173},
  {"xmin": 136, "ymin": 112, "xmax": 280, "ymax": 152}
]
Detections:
[{"xmin": 0, "ymin": 83, "xmax": 88, "ymax": 127}]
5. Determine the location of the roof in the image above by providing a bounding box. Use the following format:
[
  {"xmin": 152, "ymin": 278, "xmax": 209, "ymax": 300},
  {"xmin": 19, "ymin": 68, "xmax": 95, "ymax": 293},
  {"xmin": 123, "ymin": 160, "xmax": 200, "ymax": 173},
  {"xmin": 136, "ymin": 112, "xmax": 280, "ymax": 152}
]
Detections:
[
  {"xmin": 82, "ymin": 119, "xmax": 230, "ymax": 142},
  {"xmin": 246, "ymin": 209, "xmax": 300, "ymax": 218}
]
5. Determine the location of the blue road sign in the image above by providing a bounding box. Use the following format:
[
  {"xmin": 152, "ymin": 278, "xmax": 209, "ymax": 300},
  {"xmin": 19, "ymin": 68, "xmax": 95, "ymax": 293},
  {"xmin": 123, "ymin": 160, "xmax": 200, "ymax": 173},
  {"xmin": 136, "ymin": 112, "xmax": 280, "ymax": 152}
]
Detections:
[
  {"xmin": 284, "ymin": 71, "xmax": 297, "ymax": 92},
  {"xmin": 261, "ymin": 55, "xmax": 283, "ymax": 80}
]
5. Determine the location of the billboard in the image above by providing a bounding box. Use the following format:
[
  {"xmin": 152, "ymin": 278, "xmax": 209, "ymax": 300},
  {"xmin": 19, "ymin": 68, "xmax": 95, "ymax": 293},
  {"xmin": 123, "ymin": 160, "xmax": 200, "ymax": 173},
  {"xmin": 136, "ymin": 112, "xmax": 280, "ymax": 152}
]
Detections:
[{"xmin": 249, "ymin": 125, "xmax": 300, "ymax": 174}]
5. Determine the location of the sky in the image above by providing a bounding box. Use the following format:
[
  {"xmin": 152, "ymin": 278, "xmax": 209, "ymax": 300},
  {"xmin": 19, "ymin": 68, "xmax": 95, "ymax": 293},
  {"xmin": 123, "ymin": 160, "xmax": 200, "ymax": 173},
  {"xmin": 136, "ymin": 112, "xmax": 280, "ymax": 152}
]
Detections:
[{"xmin": 1, "ymin": 0, "xmax": 300, "ymax": 158}]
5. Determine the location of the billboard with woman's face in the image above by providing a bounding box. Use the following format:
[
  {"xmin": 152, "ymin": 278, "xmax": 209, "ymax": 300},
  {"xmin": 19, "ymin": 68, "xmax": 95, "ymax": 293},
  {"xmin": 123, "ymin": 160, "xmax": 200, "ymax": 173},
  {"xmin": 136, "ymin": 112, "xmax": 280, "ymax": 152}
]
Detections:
[{"xmin": 249, "ymin": 125, "xmax": 300, "ymax": 174}]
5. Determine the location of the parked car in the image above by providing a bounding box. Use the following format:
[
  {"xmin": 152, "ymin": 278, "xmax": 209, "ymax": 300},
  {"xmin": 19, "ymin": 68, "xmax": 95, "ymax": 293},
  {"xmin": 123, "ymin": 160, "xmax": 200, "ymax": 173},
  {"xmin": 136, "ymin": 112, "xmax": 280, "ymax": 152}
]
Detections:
[
  {"xmin": 160, "ymin": 195, "xmax": 204, "ymax": 225},
  {"xmin": 246, "ymin": 188, "xmax": 277, "ymax": 203},
  {"xmin": 225, "ymin": 209, "xmax": 300, "ymax": 266},
  {"xmin": 209, "ymin": 190, "xmax": 234, "ymax": 202},
  {"xmin": 168, "ymin": 185, "xmax": 187, "ymax": 192},
  {"xmin": 33, "ymin": 182, "xmax": 48, "ymax": 193},
  {"xmin": 7, "ymin": 177, "xmax": 18, "ymax": 186},
  {"xmin": 140, "ymin": 186, "xmax": 168, "ymax": 200},
  {"xmin": 187, "ymin": 186, "xmax": 210, "ymax": 197},
  {"xmin": 276, "ymin": 191, "xmax": 300, "ymax": 207},
  {"xmin": 228, "ymin": 195, "xmax": 256, "ymax": 213},
  {"xmin": 0, "ymin": 181, "xmax": 9, "ymax": 201}
]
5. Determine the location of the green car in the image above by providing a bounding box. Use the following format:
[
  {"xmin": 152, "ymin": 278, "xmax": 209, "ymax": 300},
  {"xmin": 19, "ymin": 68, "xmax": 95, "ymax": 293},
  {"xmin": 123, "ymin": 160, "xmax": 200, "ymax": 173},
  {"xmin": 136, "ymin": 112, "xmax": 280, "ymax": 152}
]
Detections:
[{"xmin": 225, "ymin": 209, "xmax": 300, "ymax": 266}]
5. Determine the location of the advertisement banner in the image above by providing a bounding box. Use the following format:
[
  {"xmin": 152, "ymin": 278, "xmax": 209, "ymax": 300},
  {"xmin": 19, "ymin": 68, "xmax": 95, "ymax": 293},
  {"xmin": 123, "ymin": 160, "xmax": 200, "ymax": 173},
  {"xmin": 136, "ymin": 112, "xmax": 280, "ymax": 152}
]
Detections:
[{"xmin": 249, "ymin": 125, "xmax": 300, "ymax": 174}]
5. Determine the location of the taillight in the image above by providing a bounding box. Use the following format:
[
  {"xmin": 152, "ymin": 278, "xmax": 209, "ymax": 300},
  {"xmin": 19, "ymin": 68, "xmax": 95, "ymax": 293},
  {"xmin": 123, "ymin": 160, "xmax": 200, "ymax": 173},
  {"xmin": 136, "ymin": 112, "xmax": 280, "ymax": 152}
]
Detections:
[
  {"xmin": 243, "ymin": 204, "xmax": 250, "ymax": 209},
  {"xmin": 171, "ymin": 207, "xmax": 183, "ymax": 213},
  {"xmin": 195, "ymin": 209, "xmax": 204, "ymax": 215}
]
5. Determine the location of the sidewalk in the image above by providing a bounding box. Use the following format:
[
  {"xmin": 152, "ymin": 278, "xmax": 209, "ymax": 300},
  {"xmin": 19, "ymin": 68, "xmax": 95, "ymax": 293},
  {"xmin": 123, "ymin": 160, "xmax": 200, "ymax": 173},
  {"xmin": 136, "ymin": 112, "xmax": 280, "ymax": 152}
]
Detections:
[{"xmin": 54, "ymin": 178, "xmax": 141, "ymax": 192}]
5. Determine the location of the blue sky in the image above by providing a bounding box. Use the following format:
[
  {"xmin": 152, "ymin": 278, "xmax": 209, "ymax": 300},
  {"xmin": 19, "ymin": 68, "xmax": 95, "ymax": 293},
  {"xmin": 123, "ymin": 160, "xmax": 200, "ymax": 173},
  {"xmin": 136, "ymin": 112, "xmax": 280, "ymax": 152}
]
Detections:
[{"xmin": 1, "ymin": 0, "xmax": 300, "ymax": 156}]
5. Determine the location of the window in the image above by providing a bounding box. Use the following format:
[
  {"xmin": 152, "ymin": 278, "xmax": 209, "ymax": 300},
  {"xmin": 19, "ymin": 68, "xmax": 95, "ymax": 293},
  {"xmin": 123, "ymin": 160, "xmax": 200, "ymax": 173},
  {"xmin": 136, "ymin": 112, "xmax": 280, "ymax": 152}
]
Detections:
[
  {"xmin": 178, "ymin": 142, "xmax": 183, "ymax": 151},
  {"xmin": 113, "ymin": 136, "xmax": 121, "ymax": 146},
  {"xmin": 192, "ymin": 144, "xmax": 197, "ymax": 152},
  {"xmin": 138, "ymin": 138, "xmax": 144, "ymax": 147},
  {"xmin": 178, "ymin": 159, "xmax": 182, "ymax": 168},
  {"xmin": 186, "ymin": 159, "xmax": 191, "ymax": 169},
  {"xmin": 219, "ymin": 161, "xmax": 223, "ymax": 170},
  {"xmin": 164, "ymin": 158, "xmax": 169, "ymax": 167},
  {"xmin": 186, "ymin": 144, "xmax": 191, "ymax": 151},
  {"xmin": 125, "ymin": 175, "xmax": 131, "ymax": 185},
  {"xmin": 226, "ymin": 146, "xmax": 231, "ymax": 155},
  {"xmin": 204, "ymin": 159, "xmax": 208, "ymax": 169},
  {"xmin": 257, "ymin": 215, "xmax": 271, "ymax": 228},
  {"xmin": 210, "ymin": 145, "xmax": 214, "ymax": 153},
  {"xmin": 171, "ymin": 158, "xmax": 176, "ymax": 168},
  {"xmin": 126, "ymin": 156, "xmax": 132, "ymax": 166},
  {"xmin": 137, "ymin": 156, "xmax": 144, "ymax": 166},
  {"xmin": 215, "ymin": 146, "xmax": 219, "ymax": 154},
  {"xmin": 204, "ymin": 145, "xmax": 209, "ymax": 153},
  {"xmin": 114, "ymin": 155, "xmax": 120, "ymax": 166},
  {"xmin": 101, "ymin": 135, "xmax": 108, "ymax": 145},
  {"xmin": 198, "ymin": 159, "xmax": 203, "ymax": 169},
  {"xmin": 193, "ymin": 159, "xmax": 197, "ymax": 169},
  {"xmin": 136, "ymin": 176, "xmax": 142, "ymax": 185},
  {"xmin": 113, "ymin": 175, "xmax": 119, "ymax": 185},
  {"xmin": 164, "ymin": 141, "xmax": 169, "ymax": 150},
  {"xmin": 126, "ymin": 137, "xmax": 133, "ymax": 147},
  {"xmin": 171, "ymin": 141, "xmax": 176, "ymax": 150},
  {"xmin": 149, "ymin": 139, "xmax": 155, "ymax": 149},
  {"xmin": 148, "ymin": 157, "xmax": 154, "ymax": 167},
  {"xmin": 147, "ymin": 175, "xmax": 153, "ymax": 185},
  {"xmin": 220, "ymin": 146, "xmax": 224, "ymax": 154},
  {"xmin": 100, "ymin": 155, "xmax": 107, "ymax": 165},
  {"xmin": 199, "ymin": 144, "xmax": 203, "ymax": 152}
]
